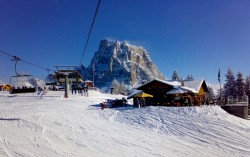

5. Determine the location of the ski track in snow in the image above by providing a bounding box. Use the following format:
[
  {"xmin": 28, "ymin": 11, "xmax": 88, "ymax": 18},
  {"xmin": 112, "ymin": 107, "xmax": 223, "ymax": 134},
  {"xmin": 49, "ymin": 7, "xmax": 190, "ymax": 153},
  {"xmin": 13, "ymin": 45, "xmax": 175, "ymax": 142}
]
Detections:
[{"xmin": 0, "ymin": 91, "xmax": 250, "ymax": 157}]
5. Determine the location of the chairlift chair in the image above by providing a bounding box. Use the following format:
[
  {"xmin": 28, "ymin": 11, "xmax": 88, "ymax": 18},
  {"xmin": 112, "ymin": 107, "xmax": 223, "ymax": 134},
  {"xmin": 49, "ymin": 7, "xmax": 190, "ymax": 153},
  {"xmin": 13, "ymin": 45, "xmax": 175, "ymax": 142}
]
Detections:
[
  {"xmin": 9, "ymin": 75, "xmax": 36, "ymax": 94},
  {"xmin": 9, "ymin": 56, "xmax": 36, "ymax": 94}
]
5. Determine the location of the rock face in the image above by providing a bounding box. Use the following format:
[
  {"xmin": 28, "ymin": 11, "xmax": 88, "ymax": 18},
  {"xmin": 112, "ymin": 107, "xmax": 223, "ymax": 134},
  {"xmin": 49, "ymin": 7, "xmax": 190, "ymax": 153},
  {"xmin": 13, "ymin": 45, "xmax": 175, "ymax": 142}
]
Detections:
[{"xmin": 83, "ymin": 39, "xmax": 165, "ymax": 90}]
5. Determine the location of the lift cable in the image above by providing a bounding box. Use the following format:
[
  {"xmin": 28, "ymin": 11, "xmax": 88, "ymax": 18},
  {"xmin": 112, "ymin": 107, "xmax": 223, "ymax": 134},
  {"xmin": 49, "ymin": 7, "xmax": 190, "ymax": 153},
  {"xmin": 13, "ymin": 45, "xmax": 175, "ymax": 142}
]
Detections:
[
  {"xmin": 0, "ymin": 49, "xmax": 13, "ymax": 58},
  {"xmin": 79, "ymin": 0, "xmax": 101, "ymax": 65},
  {"xmin": 0, "ymin": 49, "xmax": 51, "ymax": 71}
]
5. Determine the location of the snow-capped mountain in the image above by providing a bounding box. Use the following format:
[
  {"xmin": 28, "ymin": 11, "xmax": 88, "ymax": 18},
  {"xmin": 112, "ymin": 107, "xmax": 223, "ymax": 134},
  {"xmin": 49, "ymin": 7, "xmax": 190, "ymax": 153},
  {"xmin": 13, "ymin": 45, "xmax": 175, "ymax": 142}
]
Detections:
[{"xmin": 83, "ymin": 39, "xmax": 165, "ymax": 90}]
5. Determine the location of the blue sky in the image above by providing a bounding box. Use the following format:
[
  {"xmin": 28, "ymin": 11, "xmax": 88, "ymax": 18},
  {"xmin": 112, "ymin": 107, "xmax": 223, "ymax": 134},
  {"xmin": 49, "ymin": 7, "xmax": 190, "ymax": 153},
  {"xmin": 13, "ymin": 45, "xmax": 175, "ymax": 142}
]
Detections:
[{"xmin": 1, "ymin": 0, "xmax": 250, "ymax": 85}]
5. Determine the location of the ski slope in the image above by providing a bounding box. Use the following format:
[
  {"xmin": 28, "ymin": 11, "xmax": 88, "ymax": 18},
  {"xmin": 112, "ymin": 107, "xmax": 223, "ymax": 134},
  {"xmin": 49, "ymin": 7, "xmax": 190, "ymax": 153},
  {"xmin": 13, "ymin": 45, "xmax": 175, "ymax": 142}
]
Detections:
[{"xmin": 0, "ymin": 90, "xmax": 250, "ymax": 157}]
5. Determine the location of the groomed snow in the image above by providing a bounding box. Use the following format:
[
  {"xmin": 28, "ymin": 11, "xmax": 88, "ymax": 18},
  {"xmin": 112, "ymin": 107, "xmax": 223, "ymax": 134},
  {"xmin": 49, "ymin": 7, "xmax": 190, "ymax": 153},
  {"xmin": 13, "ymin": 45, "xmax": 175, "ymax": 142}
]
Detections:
[{"xmin": 0, "ymin": 90, "xmax": 250, "ymax": 157}]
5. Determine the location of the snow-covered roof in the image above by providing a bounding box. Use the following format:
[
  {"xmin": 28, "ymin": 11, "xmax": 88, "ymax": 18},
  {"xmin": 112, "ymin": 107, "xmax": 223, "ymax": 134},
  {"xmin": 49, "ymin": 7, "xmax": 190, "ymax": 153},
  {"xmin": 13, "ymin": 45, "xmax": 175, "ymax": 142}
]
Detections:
[
  {"xmin": 166, "ymin": 88, "xmax": 187, "ymax": 94},
  {"xmin": 137, "ymin": 78, "xmax": 206, "ymax": 94},
  {"xmin": 154, "ymin": 78, "xmax": 181, "ymax": 87},
  {"xmin": 136, "ymin": 78, "xmax": 180, "ymax": 89},
  {"xmin": 127, "ymin": 90, "xmax": 143, "ymax": 99},
  {"xmin": 84, "ymin": 80, "xmax": 93, "ymax": 82},
  {"xmin": 183, "ymin": 79, "xmax": 205, "ymax": 92},
  {"xmin": 180, "ymin": 86, "xmax": 198, "ymax": 93}
]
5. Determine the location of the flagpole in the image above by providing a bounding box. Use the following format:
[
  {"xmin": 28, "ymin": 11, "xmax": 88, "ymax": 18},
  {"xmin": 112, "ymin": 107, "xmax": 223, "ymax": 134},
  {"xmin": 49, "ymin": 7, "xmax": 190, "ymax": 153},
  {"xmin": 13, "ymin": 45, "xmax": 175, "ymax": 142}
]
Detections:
[
  {"xmin": 220, "ymin": 79, "xmax": 222, "ymax": 105},
  {"xmin": 218, "ymin": 68, "xmax": 222, "ymax": 105}
]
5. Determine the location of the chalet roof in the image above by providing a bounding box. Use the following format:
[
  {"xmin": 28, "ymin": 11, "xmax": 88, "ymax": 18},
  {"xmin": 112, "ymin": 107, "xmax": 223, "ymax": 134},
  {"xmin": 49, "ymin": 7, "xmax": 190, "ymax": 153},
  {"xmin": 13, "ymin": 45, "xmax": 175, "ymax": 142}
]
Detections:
[
  {"xmin": 127, "ymin": 90, "xmax": 154, "ymax": 99},
  {"xmin": 136, "ymin": 78, "xmax": 180, "ymax": 89},
  {"xmin": 84, "ymin": 80, "xmax": 92, "ymax": 82},
  {"xmin": 167, "ymin": 88, "xmax": 187, "ymax": 94},
  {"xmin": 127, "ymin": 90, "xmax": 142, "ymax": 99},
  {"xmin": 183, "ymin": 79, "xmax": 205, "ymax": 92},
  {"xmin": 137, "ymin": 78, "xmax": 207, "ymax": 94}
]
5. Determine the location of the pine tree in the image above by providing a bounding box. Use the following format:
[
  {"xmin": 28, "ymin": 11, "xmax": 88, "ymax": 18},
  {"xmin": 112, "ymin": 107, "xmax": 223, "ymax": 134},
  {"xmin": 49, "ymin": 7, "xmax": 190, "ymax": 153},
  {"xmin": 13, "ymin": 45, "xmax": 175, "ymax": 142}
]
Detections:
[
  {"xmin": 224, "ymin": 68, "xmax": 236, "ymax": 98},
  {"xmin": 171, "ymin": 70, "xmax": 179, "ymax": 81},
  {"xmin": 245, "ymin": 76, "xmax": 250, "ymax": 100},
  {"xmin": 235, "ymin": 71, "xmax": 245, "ymax": 97}
]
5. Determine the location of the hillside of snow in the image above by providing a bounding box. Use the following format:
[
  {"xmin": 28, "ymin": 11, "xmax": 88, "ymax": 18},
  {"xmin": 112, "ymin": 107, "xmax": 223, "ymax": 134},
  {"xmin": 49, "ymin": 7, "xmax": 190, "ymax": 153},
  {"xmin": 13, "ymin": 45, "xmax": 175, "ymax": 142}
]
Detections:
[{"xmin": 0, "ymin": 90, "xmax": 250, "ymax": 157}]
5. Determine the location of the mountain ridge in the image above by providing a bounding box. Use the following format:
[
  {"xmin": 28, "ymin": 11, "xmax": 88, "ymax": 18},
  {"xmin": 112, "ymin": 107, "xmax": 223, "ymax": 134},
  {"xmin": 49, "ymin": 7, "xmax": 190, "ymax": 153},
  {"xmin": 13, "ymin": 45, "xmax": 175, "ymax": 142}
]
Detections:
[{"xmin": 83, "ymin": 39, "xmax": 166, "ymax": 91}]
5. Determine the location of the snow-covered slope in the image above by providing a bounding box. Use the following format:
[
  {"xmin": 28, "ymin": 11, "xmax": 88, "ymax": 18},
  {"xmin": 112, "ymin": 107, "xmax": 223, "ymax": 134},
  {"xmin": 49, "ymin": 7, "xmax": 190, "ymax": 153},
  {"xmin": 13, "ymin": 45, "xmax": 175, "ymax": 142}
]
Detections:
[{"xmin": 0, "ymin": 91, "xmax": 249, "ymax": 157}]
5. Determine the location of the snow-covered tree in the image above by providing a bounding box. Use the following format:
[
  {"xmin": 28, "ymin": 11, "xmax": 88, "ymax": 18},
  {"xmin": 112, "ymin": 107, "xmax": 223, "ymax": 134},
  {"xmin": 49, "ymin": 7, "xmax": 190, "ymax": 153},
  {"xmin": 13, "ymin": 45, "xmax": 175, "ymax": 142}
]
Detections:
[
  {"xmin": 110, "ymin": 80, "xmax": 127, "ymax": 95},
  {"xmin": 111, "ymin": 79, "xmax": 120, "ymax": 94},
  {"xmin": 171, "ymin": 70, "xmax": 179, "ymax": 81},
  {"xmin": 224, "ymin": 68, "xmax": 236, "ymax": 98},
  {"xmin": 235, "ymin": 71, "xmax": 245, "ymax": 97},
  {"xmin": 186, "ymin": 75, "xmax": 194, "ymax": 80},
  {"xmin": 206, "ymin": 86, "xmax": 215, "ymax": 100},
  {"xmin": 119, "ymin": 81, "xmax": 127, "ymax": 95}
]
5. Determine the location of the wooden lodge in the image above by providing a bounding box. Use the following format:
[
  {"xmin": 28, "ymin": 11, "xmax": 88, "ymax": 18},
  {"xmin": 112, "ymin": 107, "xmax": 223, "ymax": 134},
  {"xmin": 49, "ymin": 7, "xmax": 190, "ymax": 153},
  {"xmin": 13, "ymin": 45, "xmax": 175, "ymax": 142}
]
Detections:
[{"xmin": 128, "ymin": 78, "xmax": 208, "ymax": 107}]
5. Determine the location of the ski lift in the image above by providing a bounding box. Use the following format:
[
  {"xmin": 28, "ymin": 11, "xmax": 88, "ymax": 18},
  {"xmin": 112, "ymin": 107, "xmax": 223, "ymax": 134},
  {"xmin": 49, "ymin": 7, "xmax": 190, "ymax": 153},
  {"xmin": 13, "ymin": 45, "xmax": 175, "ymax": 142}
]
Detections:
[
  {"xmin": 9, "ymin": 56, "xmax": 36, "ymax": 94},
  {"xmin": 45, "ymin": 68, "xmax": 58, "ymax": 85},
  {"xmin": 45, "ymin": 73, "xmax": 57, "ymax": 85},
  {"xmin": 54, "ymin": 65, "xmax": 83, "ymax": 98},
  {"xmin": 54, "ymin": 65, "xmax": 83, "ymax": 84}
]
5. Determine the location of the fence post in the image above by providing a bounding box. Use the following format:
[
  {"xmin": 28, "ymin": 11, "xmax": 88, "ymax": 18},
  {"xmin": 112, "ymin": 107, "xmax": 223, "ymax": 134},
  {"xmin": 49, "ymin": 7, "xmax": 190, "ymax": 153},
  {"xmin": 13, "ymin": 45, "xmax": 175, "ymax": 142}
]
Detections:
[{"xmin": 247, "ymin": 96, "xmax": 249, "ymax": 106}]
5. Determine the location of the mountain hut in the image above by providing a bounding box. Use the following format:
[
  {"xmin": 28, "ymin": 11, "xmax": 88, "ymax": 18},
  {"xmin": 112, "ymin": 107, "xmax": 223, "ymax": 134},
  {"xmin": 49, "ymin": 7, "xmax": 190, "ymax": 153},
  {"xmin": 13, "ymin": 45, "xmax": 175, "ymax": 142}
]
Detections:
[{"xmin": 130, "ymin": 78, "xmax": 208, "ymax": 107}]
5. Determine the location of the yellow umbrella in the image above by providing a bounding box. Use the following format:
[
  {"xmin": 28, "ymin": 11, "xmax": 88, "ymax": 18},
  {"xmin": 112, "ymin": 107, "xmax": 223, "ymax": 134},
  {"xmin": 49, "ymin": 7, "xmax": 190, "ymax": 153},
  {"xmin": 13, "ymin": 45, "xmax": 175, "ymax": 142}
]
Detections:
[
  {"xmin": 127, "ymin": 90, "xmax": 153, "ymax": 99},
  {"xmin": 134, "ymin": 92, "xmax": 153, "ymax": 98}
]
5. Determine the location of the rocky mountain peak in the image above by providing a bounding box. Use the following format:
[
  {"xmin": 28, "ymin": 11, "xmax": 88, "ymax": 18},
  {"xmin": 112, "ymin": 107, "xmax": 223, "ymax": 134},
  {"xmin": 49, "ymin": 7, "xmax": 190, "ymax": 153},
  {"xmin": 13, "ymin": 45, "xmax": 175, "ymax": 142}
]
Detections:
[{"xmin": 83, "ymin": 39, "xmax": 165, "ymax": 91}]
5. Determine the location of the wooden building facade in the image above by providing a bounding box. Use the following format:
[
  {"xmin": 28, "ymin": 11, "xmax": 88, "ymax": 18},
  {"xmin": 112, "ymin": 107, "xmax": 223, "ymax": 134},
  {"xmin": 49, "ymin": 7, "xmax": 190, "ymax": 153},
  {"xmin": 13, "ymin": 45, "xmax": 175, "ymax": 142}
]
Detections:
[{"xmin": 132, "ymin": 78, "xmax": 208, "ymax": 107}]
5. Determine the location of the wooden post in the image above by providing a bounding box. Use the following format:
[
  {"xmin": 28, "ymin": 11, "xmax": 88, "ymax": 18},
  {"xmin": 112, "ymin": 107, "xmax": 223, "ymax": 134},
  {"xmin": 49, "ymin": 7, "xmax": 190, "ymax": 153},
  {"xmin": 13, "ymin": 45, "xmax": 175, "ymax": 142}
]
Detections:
[{"xmin": 64, "ymin": 75, "xmax": 69, "ymax": 98}]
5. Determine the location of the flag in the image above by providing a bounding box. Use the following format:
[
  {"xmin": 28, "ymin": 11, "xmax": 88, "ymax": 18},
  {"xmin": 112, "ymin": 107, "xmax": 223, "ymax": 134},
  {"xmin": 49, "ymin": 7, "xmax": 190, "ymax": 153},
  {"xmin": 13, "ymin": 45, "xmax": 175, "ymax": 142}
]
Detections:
[{"xmin": 218, "ymin": 69, "xmax": 221, "ymax": 82}]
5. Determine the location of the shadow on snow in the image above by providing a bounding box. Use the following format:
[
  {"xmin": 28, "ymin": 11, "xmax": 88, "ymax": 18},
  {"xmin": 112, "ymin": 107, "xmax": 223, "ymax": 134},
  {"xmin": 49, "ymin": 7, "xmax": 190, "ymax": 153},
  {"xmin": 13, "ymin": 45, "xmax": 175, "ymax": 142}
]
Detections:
[{"xmin": 0, "ymin": 118, "xmax": 21, "ymax": 121}]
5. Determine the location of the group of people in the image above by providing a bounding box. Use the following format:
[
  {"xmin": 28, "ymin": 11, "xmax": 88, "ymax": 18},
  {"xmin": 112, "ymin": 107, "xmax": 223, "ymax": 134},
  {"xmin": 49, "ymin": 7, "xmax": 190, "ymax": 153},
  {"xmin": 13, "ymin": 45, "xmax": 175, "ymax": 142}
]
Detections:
[
  {"xmin": 133, "ymin": 98, "xmax": 146, "ymax": 108},
  {"xmin": 71, "ymin": 82, "xmax": 89, "ymax": 97}
]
